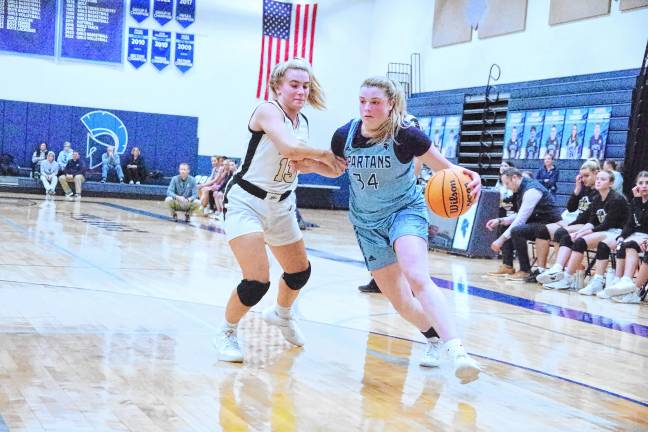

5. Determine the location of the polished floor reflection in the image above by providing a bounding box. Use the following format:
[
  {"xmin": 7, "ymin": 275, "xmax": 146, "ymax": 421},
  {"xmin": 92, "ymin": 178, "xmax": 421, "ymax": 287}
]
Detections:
[{"xmin": 0, "ymin": 193, "xmax": 646, "ymax": 431}]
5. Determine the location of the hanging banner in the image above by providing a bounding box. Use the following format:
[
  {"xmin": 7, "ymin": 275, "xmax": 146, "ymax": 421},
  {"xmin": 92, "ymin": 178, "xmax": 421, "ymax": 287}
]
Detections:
[
  {"xmin": 127, "ymin": 28, "xmax": 149, "ymax": 69},
  {"xmin": 560, "ymin": 108, "xmax": 588, "ymax": 159},
  {"xmin": 540, "ymin": 109, "xmax": 566, "ymax": 159},
  {"xmin": 151, "ymin": 31, "xmax": 171, "ymax": 70},
  {"xmin": 430, "ymin": 117, "xmax": 446, "ymax": 152},
  {"xmin": 174, "ymin": 33, "xmax": 194, "ymax": 73},
  {"xmin": 442, "ymin": 116, "xmax": 461, "ymax": 159},
  {"xmin": 153, "ymin": 0, "xmax": 173, "ymax": 26},
  {"xmin": 130, "ymin": 0, "xmax": 151, "ymax": 23},
  {"xmin": 583, "ymin": 106, "xmax": 612, "ymax": 160},
  {"xmin": 0, "ymin": 0, "xmax": 57, "ymax": 56},
  {"xmin": 61, "ymin": 0, "xmax": 125, "ymax": 63},
  {"xmin": 176, "ymin": 0, "xmax": 196, "ymax": 28}
]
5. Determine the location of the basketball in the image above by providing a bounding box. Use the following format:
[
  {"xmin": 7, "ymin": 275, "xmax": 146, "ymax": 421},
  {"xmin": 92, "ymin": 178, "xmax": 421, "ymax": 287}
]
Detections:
[{"xmin": 425, "ymin": 168, "xmax": 474, "ymax": 218}]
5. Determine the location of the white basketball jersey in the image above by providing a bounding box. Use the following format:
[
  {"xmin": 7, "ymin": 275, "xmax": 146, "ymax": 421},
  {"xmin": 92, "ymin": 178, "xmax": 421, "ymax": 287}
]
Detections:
[{"xmin": 237, "ymin": 101, "xmax": 309, "ymax": 194}]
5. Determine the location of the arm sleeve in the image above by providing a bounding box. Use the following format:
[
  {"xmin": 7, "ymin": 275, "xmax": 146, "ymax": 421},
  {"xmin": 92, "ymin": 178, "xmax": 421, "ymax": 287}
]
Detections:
[
  {"xmin": 502, "ymin": 189, "xmax": 543, "ymax": 239},
  {"xmin": 166, "ymin": 179, "xmax": 176, "ymax": 198},
  {"xmin": 566, "ymin": 192, "xmax": 581, "ymax": 212}
]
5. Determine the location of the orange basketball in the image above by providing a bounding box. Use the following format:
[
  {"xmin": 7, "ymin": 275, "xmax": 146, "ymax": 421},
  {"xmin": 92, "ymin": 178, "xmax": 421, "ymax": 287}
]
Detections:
[{"xmin": 425, "ymin": 168, "xmax": 474, "ymax": 218}]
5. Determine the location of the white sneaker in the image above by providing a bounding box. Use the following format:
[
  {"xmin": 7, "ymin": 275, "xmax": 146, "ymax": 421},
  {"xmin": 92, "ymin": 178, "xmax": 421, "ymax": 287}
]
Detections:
[
  {"xmin": 447, "ymin": 345, "xmax": 480, "ymax": 384},
  {"xmin": 136, "ymin": 181, "xmax": 141, "ymax": 185},
  {"xmin": 419, "ymin": 337, "xmax": 442, "ymax": 368},
  {"xmin": 579, "ymin": 276, "xmax": 604, "ymax": 296},
  {"xmin": 262, "ymin": 306, "xmax": 305, "ymax": 347},
  {"xmin": 217, "ymin": 327, "xmax": 243, "ymax": 363},
  {"xmin": 129, "ymin": 180, "xmax": 134, "ymax": 184},
  {"xmin": 596, "ymin": 288, "xmax": 612, "ymax": 299},
  {"xmin": 605, "ymin": 270, "xmax": 618, "ymax": 289},
  {"xmin": 611, "ymin": 291, "xmax": 642, "ymax": 304},
  {"xmin": 604, "ymin": 277, "xmax": 636, "ymax": 297},
  {"xmin": 537, "ymin": 267, "xmax": 564, "ymax": 284},
  {"xmin": 544, "ymin": 275, "xmax": 574, "ymax": 290}
]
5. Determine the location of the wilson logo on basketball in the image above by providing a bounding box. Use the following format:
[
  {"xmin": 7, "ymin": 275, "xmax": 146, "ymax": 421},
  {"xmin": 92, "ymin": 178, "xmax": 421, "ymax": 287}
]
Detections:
[{"xmin": 425, "ymin": 168, "xmax": 474, "ymax": 218}]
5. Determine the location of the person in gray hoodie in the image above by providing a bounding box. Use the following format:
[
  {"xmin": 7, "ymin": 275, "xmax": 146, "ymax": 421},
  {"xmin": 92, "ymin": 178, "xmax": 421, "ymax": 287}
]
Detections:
[
  {"xmin": 165, "ymin": 163, "xmax": 199, "ymax": 222},
  {"xmin": 40, "ymin": 151, "xmax": 60, "ymax": 196}
]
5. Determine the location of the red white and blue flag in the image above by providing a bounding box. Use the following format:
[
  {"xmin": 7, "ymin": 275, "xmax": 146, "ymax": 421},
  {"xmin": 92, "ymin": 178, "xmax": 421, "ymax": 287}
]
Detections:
[{"xmin": 257, "ymin": 0, "xmax": 318, "ymax": 100}]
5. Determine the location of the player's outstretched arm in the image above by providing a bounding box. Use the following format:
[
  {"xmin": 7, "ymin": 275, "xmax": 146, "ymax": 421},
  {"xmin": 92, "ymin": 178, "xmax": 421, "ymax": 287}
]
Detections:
[{"xmin": 417, "ymin": 145, "xmax": 482, "ymax": 200}]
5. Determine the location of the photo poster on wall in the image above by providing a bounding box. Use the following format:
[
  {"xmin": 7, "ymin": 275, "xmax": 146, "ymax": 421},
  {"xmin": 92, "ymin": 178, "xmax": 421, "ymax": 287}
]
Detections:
[
  {"xmin": 0, "ymin": 0, "xmax": 57, "ymax": 56},
  {"xmin": 428, "ymin": 209, "xmax": 458, "ymax": 250},
  {"xmin": 430, "ymin": 116, "xmax": 446, "ymax": 152},
  {"xmin": 503, "ymin": 111, "xmax": 526, "ymax": 159},
  {"xmin": 61, "ymin": 0, "xmax": 125, "ymax": 63},
  {"xmin": 520, "ymin": 111, "xmax": 545, "ymax": 159},
  {"xmin": 442, "ymin": 116, "xmax": 461, "ymax": 158},
  {"xmin": 540, "ymin": 109, "xmax": 566, "ymax": 159},
  {"xmin": 560, "ymin": 108, "xmax": 589, "ymax": 159},
  {"xmin": 451, "ymin": 193, "xmax": 480, "ymax": 251},
  {"xmin": 417, "ymin": 116, "xmax": 432, "ymax": 137},
  {"xmin": 582, "ymin": 106, "xmax": 612, "ymax": 160}
]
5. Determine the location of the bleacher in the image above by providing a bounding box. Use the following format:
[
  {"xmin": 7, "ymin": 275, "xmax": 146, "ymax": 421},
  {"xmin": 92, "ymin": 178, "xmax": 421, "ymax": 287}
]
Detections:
[{"xmin": 408, "ymin": 68, "xmax": 639, "ymax": 208}]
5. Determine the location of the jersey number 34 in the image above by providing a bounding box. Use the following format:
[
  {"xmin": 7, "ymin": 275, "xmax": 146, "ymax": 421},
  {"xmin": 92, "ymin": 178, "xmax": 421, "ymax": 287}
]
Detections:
[{"xmin": 353, "ymin": 173, "xmax": 379, "ymax": 190}]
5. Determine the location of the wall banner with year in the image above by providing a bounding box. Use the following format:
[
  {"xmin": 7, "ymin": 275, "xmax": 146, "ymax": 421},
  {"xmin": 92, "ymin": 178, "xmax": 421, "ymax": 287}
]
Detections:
[{"xmin": 174, "ymin": 33, "xmax": 194, "ymax": 73}]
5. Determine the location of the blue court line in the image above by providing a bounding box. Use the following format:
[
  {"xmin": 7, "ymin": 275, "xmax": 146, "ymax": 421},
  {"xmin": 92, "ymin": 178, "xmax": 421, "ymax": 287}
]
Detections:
[
  {"xmin": 370, "ymin": 329, "xmax": 648, "ymax": 408},
  {"xmin": 96, "ymin": 201, "xmax": 648, "ymax": 339}
]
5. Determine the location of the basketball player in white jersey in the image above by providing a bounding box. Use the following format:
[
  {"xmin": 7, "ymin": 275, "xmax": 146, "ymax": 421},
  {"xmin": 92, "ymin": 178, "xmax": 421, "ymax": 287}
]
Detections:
[{"xmin": 217, "ymin": 58, "xmax": 346, "ymax": 362}]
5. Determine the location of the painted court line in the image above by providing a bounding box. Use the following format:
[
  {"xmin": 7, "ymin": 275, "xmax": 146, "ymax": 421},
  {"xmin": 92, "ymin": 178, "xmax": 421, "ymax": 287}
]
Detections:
[{"xmin": 97, "ymin": 201, "xmax": 648, "ymax": 339}]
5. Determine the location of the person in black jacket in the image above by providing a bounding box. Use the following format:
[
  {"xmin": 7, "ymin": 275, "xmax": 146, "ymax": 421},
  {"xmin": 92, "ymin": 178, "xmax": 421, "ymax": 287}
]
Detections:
[
  {"xmin": 31, "ymin": 142, "xmax": 48, "ymax": 179},
  {"xmin": 533, "ymin": 159, "xmax": 600, "ymax": 280},
  {"xmin": 124, "ymin": 147, "xmax": 146, "ymax": 184},
  {"xmin": 535, "ymin": 153, "xmax": 559, "ymax": 195},
  {"xmin": 59, "ymin": 151, "xmax": 86, "ymax": 198},
  {"xmin": 602, "ymin": 171, "xmax": 648, "ymax": 298},
  {"xmin": 539, "ymin": 170, "xmax": 629, "ymax": 290}
]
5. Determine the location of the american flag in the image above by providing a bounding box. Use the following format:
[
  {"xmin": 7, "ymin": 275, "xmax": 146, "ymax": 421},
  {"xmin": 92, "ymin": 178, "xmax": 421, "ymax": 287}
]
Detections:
[{"xmin": 257, "ymin": 0, "xmax": 318, "ymax": 100}]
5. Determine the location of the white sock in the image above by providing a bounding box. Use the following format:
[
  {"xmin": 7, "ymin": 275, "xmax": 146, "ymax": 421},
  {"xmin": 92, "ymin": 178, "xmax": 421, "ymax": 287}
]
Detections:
[
  {"xmin": 621, "ymin": 276, "xmax": 634, "ymax": 284},
  {"xmin": 591, "ymin": 274, "xmax": 603, "ymax": 281},
  {"xmin": 222, "ymin": 320, "xmax": 237, "ymax": 331},
  {"xmin": 549, "ymin": 263, "xmax": 562, "ymax": 272},
  {"xmin": 444, "ymin": 338, "xmax": 466, "ymax": 356},
  {"xmin": 275, "ymin": 304, "xmax": 292, "ymax": 319},
  {"xmin": 537, "ymin": 267, "xmax": 546, "ymax": 273},
  {"xmin": 564, "ymin": 273, "xmax": 574, "ymax": 281}
]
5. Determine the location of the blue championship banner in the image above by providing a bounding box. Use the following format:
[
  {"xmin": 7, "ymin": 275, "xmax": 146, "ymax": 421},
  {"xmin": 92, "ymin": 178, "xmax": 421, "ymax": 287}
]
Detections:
[
  {"xmin": 130, "ymin": 0, "xmax": 151, "ymax": 23},
  {"xmin": 174, "ymin": 33, "xmax": 194, "ymax": 73},
  {"xmin": 151, "ymin": 31, "xmax": 171, "ymax": 70},
  {"xmin": 127, "ymin": 28, "xmax": 149, "ymax": 69},
  {"xmin": 176, "ymin": 0, "xmax": 195, "ymax": 28},
  {"xmin": 61, "ymin": 0, "xmax": 125, "ymax": 63},
  {"xmin": 153, "ymin": 0, "xmax": 173, "ymax": 26},
  {"xmin": 0, "ymin": 0, "xmax": 57, "ymax": 56}
]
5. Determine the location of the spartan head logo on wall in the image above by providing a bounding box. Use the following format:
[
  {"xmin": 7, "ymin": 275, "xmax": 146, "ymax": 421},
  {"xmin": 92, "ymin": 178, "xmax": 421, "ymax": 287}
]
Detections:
[{"xmin": 80, "ymin": 111, "xmax": 128, "ymax": 169}]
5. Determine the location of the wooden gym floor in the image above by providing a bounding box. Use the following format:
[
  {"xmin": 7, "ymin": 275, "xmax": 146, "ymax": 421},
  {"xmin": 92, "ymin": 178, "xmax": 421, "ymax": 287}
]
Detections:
[{"xmin": 0, "ymin": 192, "xmax": 646, "ymax": 431}]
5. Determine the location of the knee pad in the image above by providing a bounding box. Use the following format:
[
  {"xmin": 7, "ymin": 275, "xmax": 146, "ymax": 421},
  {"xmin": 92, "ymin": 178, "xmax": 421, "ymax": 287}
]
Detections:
[
  {"xmin": 596, "ymin": 242, "xmax": 611, "ymax": 260},
  {"xmin": 557, "ymin": 230, "xmax": 573, "ymax": 248},
  {"xmin": 282, "ymin": 262, "xmax": 311, "ymax": 290},
  {"xmin": 536, "ymin": 225, "xmax": 551, "ymax": 241},
  {"xmin": 642, "ymin": 253, "xmax": 648, "ymax": 264},
  {"xmin": 573, "ymin": 237, "xmax": 588, "ymax": 253},
  {"xmin": 236, "ymin": 279, "xmax": 271, "ymax": 307},
  {"xmin": 617, "ymin": 243, "xmax": 627, "ymax": 259},
  {"xmin": 624, "ymin": 240, "xmax": 641, "ymax": 254}
]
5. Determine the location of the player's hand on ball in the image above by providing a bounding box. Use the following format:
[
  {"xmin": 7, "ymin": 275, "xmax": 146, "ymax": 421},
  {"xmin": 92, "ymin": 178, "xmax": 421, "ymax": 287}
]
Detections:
[{"xmin": 461, "ymin": 168, "xmax": 481, "ymax": 200}]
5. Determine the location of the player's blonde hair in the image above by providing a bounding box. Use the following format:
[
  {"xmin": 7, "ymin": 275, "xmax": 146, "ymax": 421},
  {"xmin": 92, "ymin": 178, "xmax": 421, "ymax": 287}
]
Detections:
[
  {"xmin": 360, "ymin": 77, "xmax": 411, "ymax": 145},
  {"xmin": 580, "ymin": 159, "xmax": 600, "ymax": 173},
  {"xmin": 269, "ymin": 58, "xmax": 326, "ymax": 110}
]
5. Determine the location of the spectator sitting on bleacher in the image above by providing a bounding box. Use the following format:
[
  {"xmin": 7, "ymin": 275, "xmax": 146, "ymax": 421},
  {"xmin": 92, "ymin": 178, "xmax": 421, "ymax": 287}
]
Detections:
[
  {"xmin": 598, "ymin": 171, "xmax": 648, "ymax": 300},
  {"xmin": 31, "ymin": 142, "xmax": 48, "ymax": 179},
  {"xmin": 603, "ymin": 159, "xmax": 623, "ymax": 194},
  {"xmin": 40, "ymin": 151, "xmax": 59, "ymax": 197},
  {"xmin": 197, "ymin": 155, "xmax": 224, "ymax": 215},
  {"xmin": 101, "ymin": 146, "xmax": 124, "ymax": 183},
  {"xmin": 211, "ymin": 160, "xmax": 237, "ymax": 220},
  {"xmin": 539, "ymin": 170, "xmax": 629, "ymax": 290},
  {"xmin": 532, "ymin": 160, "xmax": 600, "ymax": 280},
  {"xmin": 59, "ymin": 151, "xmax": 86, "ymax": 199},
  {"xmin": 536, "ymin": 154, "xmax": 559, "ymax": 195},
  {"xmin": 165, "ymin": 163, "xmax": 199, "ymax": 223},
  {"xmin": 124, "ymin": 147, "xmax": 146, "ymax": 185},
  {"xmin": 486, "ymin": 168, "xmax": 562, "ymax": 281},
  {"xmin": 56, "ymin": 142, "xmax": 73, "ymax": 175}
]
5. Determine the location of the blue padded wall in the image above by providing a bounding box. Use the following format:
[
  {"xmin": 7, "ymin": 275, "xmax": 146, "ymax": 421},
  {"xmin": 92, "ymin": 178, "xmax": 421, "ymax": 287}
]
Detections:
[{"xmin": 0, "ymin": 99, "xmax": 198, "ymax": 176}]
